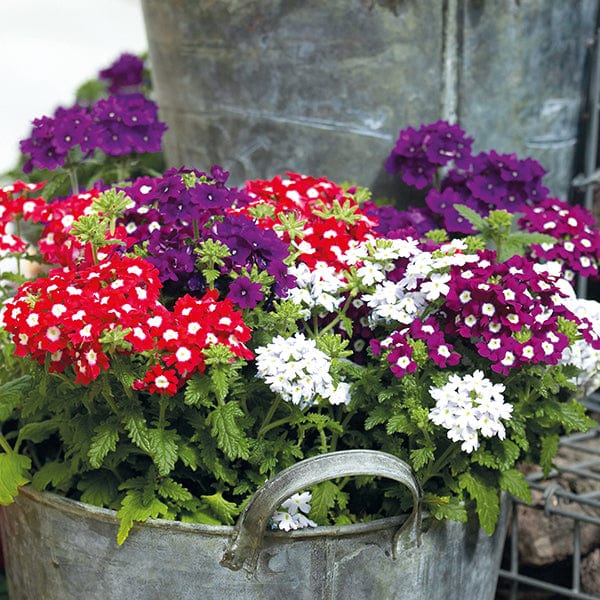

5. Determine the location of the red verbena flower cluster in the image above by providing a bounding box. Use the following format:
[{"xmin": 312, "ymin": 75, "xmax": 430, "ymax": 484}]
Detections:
[
  {"xmin": 242, "ymin": 173, "xmax": 378, "ymax": 271},
  {"xmin": 2, "ymin": 254, "xmax": 253, "ymax": 393},
  {"xmin": 0, "ymin": 181, "xmax": 46, "ymax": 257}
]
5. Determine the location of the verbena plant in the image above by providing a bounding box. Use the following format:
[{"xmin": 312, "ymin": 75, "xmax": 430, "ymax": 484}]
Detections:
[{"xmin": 1, "ymin": 55, "xmax": 600, "ymax": 543}]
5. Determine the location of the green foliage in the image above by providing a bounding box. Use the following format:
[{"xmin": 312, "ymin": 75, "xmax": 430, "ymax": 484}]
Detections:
[
  {"xmin": 0, "ymin": 452, "xmax": 31, "ymax": 504},
  {"xmin": 459, "ymin": 471, "xmax": 500, "ymax": 535},
  {"xmin": 0, "ymin": 375, "xmax": 31, "ymax": 420},
  {"xmin": 194, "ymin": 239, "xmax": 231, "ymax": 286},
  {"xmin": 88, "ymin": 420, "xmax": 120, "ymax": 468},
  {"xmin": 2, "ymin": 73, "xmax": 598, "ymax": 548},
  {"xmin": 540, "ymin": 433, "xmax": 560, "ymax": 476},
  {"xmin": 200, "ymin": 491, "xmax": 241, "ymax": 525},
  {"xmin": 499, "ymin": 469, "xmax": 531, "ymax": 503},
  {"xmin": 206, "ymin": 401, "xmax": 250, "ymax": 461},
  {"xmin": 312, "ymin": 198, "xmax": 363, "ymax": 225},
  {"xmin": 454, "ymin": 205, "xmax": 556, "ymax": 261},
  {"xmin": 147, "ymin": 428, "xmax": 180, "ymax": 476},
  {"xmin": 423, "ymin": 493, "xmax": 467, "ymax": 522},
  {"xmin": 77, "ymin": 471, "xmax": 120, "ymax": 507},
  {"xmin": 116, "ymin": 489, "xmax": 169, "ymax": 545},
  {"xmin": 310, "ymin": 480, "xmax": 348, "ymax": 524}
]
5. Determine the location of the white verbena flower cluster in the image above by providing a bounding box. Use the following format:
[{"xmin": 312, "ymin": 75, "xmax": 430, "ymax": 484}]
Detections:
[
  {"xmin": 255, "ymin": 332, "xmax": 351, "ymax": 408},
  {"xmin": 271, "ymin": 491, "xmax": 317, "ymax": 531},
  {"xmin": 428, "ymin": 370, "xmax": 513, "ymax": 453},
  {"xmin": 287, "ymin": 262, "xmax": 346, "ymax": 314},
  {"xmin": 360, "ymin": 239, "xmax": 479, "ymax": 325},
  {"xmin": 559, "ymin": 295, "xmax": 600, "ymax": 397}
]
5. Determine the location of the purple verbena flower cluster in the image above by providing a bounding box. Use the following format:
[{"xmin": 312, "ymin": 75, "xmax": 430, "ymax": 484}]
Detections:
[
  {"xmin": 118, "ymin": 167, "xmax": 293, "ymax": 304},
  {"xmin": 20, "ymin": 93, "xmax": 166, "ymax": 173},
  {"xmin": 384, "ymin": 120, "xmax": 473, "ymax": 189},
  {"xmin": 425, "ymin": 150, "xmax": 548, "ymax": 233},
  {"xmin": 99, "ymin": 53, "xmax": 145, "ymax": 94},
  {"xmin": 385, "ymin": 121, "xmax": 550, "ymax": 234},
  {"xmin": 364, "ymin": 202, "xmax": 437, "ymax": 237}
]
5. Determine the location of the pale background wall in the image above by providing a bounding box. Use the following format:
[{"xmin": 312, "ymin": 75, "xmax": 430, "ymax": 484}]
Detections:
[{"xmin": 0, "ymin": 0, "xmax": 147, "ymax": 175}]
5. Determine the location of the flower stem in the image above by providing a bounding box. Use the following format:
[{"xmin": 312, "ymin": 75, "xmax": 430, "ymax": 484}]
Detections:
[
  {"xmin": 420, "ymin": 443, "xmax": 458, "ymax": 486},
  {"xmin": 258, "ymin": 415, "xmax": 292, "ymax": 437},
  {"xmin": 67, "ymin": 166, "xmax": 79, "ymax": 196},
  {"xmin": 158, "ymin": 395, "xmax": 168, "ymax": 430},
  {"xmin": 317, "ymin": 295, "xmax": 353, "ymax": 335},
  {"xmin": 0, "ymin": 432, "xmax": 13, "ymax": 454},
  {"xmin": 258, "ymin": 396, "xmax": 281, "ymax": 436}
]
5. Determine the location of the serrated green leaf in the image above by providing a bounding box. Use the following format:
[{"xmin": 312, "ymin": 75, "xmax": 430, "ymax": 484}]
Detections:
[
  {"xmin": 210, "ymin": 368, "xmax": 229, "ymax": 403},
  {"xmin": 423, "ymin": 493, "xmax": 468, "ymax": 522},
  {"xmin": 0, "ymin": 375, "xmax": 31, "ymax": 420},
  {"xmin": 540, "ymin": 433, "xmax": 559, "ymax": 476},
  {"xmin": 177, "ymin": 443, "xmax": 200, "ymax": 471},
  {"xmin": 184, "ymin": 374, "xmax": 213, "ymax": 407},
  {"xmin": 158, "ymin": 478, "xmax": 193, "ymax": 503},
  {"xmin": 473, "ymin": 439, "xmax": 521, "ymax": 470},
  {"xmin": 304, "ymin": 413, "xmax": 343, "ymax": 435},
  {"xmin": 309, "ymin": 480, "xmax": 340, "ymax": 524},
  {"xmin": 0, "ymin": 452, "xmax": 31, "ymax": 504},
  {"xmin": 147, "ymin": 428, "xmax": 179, "ymax": 476},
  {"xmin": 410, "ymin": 446, "xmax": 435, "ymax": 470},
  {"xmin": 123, "ymin": 412, "xmax": 151, "ymax": 453},
  {"xmin": 364, "ymin": 406, "xmax": 389, "ymax": 430},
  {"xmin": 200, "ymin": 491, "xmax": 240, "ymax": 525},
  {"xmin": 459, "ymin": 471, "xmax": 500, "ymax": 535},
  {"xmin": 499, "ymin": 469, "xmax": 531, "ymax": 503},
  {"xmin": 39, "ymin": 172, "xmax": 71, "ymax": 200},
  {"xmin": 110, "ymin": 354, "xmax": 138, "ymax": 391},
  {"xmin": 31, "ymin": 461, "xmax": 73, "ymax": 491},
  {"xmin": 556, "ymin": 401, "xmax": 596, "ymax": 432},
  {"xmin": 116, "ymin": 489, "xmax": 168, "ymax": 544},
  {"xmin": 509, "ymin": 231, "xmax": 557, "ymax": 247},
  {"xmin": 497, "ymin": 232, "xmax": 557, "ymax": 262},
  {"xmin": 88, "ymin": 421, "xmax": 120, "ymax": 468},
  {"xmin": 333, "ymin": 513, "xmax": 354, "ymax": 526},
  {"xmin": 206, "ymin": 401, "xmax": 250, "ymax": 461},
  {"xmin": 454, "ymin": 204, "xmax": 487, "ymax": 230},
  {"xmin": 386, "ymin": 413, "xmax": 412, "ymax": 435},
  {"xmin": 17, "ymin": 420, "xmax": 59, "ymax": 444},
  {"xmin": 181, "ymin": 511, "xmax": 222, "ymax": 526},
  {"xmin": 78, "ymin": 472, "xmax": 120, "ymax": 507},
  {"xmin": 198, "ymin": 438, "xmax": 239, "ymax": 485}
]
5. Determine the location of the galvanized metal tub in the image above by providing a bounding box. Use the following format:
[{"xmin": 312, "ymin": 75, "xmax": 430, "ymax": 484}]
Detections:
[
  {"xmin": 140, "ymin": 0, "xmax": 598, "ymax": 199},
  {"xmin": 1, "ymin": 450, "xmax": 509, "ymax": 600}
]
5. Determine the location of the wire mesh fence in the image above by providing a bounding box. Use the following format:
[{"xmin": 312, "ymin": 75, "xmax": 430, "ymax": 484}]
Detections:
[{"xmin": 496, "ymin": 395, "xmax": 600, "ymax": 599}]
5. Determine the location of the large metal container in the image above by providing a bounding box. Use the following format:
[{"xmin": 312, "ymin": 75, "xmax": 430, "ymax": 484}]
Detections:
[
  {"xmin": 140, "ymin": 0, "xmax": 598, "ymax": 199},
  {"xmin": 1, "ymin": 450, "xmax": 509, "ymax": 600}
]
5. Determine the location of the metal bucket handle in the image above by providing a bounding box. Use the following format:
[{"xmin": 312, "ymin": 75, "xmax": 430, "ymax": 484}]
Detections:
[{"xmin": 221, "ymin": 449, "xmax": 422, "ymax": 572}]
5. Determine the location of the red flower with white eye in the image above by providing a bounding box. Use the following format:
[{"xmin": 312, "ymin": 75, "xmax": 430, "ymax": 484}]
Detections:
[
  {"xmin": 164, "ymin": 344, "xmax": 205, "ymax": 377},
  {"xmin": 134, "ymin": 363, "xmax": 180, "ymax": 396},
  {"xmin": 74, "ymin": 344, "xmax": 110, "ymax": 385}
]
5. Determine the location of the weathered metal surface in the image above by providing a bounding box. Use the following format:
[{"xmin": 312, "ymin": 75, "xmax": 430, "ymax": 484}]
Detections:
[
  {"xmin": 457, "ymin": 0, "xmax": 599, "ymax": 201},
  {"xmin": 140, "ymin": 0, "xmax": 598, "ymax": 199},
  {"xmin": 1, "ymin": 450, "xmax": 509, "ymax": 600}
]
